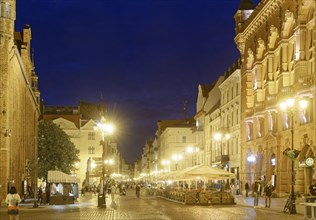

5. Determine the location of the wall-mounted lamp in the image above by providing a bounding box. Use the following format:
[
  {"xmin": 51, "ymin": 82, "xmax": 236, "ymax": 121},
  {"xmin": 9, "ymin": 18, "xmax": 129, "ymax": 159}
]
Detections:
[{"xmin": 247, "ymin": 155, "xmax": 256, "ymax": 162}]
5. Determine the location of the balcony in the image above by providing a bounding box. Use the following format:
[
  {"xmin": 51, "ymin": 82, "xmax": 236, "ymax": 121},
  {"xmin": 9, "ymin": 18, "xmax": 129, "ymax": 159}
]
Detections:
[
  {"xmin": 191, "ymin": 126, "xmax": 203, "ymax": 133},
  {"xmin": 215, "ymin": 155, "xmax": 230, "ymax": 164}
]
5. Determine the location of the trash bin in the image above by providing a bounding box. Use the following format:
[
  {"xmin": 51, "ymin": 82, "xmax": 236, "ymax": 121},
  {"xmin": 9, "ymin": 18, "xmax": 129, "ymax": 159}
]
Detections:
[{"xmin": 98, "ymin": 194, "xmax": 104, "ymax": 207}]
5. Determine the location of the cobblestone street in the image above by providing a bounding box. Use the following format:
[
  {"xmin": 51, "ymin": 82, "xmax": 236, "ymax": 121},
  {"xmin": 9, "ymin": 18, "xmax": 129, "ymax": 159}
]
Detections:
[{"xmin": 0, "ymin": 190, "xmax": 306, "ymax": 220}]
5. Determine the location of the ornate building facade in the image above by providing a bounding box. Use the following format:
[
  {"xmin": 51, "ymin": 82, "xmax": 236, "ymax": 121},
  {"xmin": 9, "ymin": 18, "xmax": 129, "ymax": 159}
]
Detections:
[
  {"xmin": 0, "ymin": 0, "xmax": 40, "ymax": 200},
  {"xmin": 235, "ymin": 0, "xmax": 316, "ymax": 195}
]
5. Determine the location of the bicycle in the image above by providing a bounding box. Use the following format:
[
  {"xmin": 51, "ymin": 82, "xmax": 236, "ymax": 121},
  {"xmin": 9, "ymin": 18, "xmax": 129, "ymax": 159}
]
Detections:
[{"xmin": 283, "ymin": 196, "xmax": 296, "ymax": 214}]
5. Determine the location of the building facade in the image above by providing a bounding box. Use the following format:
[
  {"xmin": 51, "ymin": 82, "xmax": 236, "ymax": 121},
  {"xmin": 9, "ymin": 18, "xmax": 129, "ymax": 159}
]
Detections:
[
  {"xmin": 0, "ymin": 0, "xmax": 40, "ymax": 200},
  {"xmin": 42, "ymin": 102, "xmax": 123, "ymax": 189},
  {"xmin": 156, "ymin": 119, "xmax": 196, "ymax": 172},
  {"xmin": 235, "ymin": 0, "xmax": 316, "ymax": 195},
  {"xmin": 216, "ymin": 61, "xmax": 242, "ymax": 184}
]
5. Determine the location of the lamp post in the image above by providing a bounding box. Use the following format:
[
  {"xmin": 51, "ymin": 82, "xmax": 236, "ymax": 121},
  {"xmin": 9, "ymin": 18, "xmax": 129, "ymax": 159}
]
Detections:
[
  {"xmin": 214, "ymin": 132, "xmax": 230, "ymax": 193},
  {"xmin": 172, "ymin": 154, "xmax": 183, "ymax": 170},
  {"xmin": 161, "ymin": 160, "xmax": 170, "ymax": 172},
  {"xmin": 186, "ymin": 146, "xmax": 199, "ymax": 167},
  {"xmin": 280, "ymin": 98, "xmax": 307, "ymax": 214},
  {"xmin": 95, "ymin": 116, "xmax": 114, "ymax": 208}
]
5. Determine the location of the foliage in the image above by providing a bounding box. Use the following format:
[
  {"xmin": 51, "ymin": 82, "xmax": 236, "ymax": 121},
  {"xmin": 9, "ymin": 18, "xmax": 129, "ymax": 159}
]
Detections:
[
  {"xmin": 283, "ymin": 148, "xmax": 301, "ymax": 161},
  {"xmin": 38, "ymin": 120, "xmax": 80, "ymax": 181}
]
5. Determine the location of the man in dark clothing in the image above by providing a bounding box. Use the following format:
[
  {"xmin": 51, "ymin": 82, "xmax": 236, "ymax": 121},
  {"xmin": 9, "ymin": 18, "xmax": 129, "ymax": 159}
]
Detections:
[
  {"xmin": 253, "ymin": 178, "xmax": 261, "ymax": 208},
  {"xmin": 37, "ymin": 187, "xmax": 43, "ymax": 204},
  {"xmin": 245, "ymin": 182, "xmax": 250, "ymax": 197},
  {"xmin": 309, "ymin": 180, "xmax": 316, "ymax": 196}
]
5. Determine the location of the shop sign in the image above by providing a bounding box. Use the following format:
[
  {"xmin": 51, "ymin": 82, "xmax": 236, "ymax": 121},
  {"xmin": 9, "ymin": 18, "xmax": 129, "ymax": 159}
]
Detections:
[{"xmin": 305, "ymin": 157, "xmax": 315, "ymax": 167}]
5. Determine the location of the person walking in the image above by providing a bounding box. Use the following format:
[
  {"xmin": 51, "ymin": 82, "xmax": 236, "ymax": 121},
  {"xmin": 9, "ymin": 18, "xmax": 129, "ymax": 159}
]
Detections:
[
  {"xmin": 245, "ymin": 182, "xmax": 250, "ymax": 197},
  {"xmin": 5, "ymin": 186, "xmax": 22, "ymax": 220},
  {"xmin": 230, "ymin": 183, "xmax": 235, "ymax": 195},
  {"xmin": 110, "ymin": 182, "xmax": 116, "ymax": 203},
  {"xmin": 135, "ymin": 184, "xmax": 141, "ymax": 198},
  {"xmin": 37, "ymin": 187, "xmax": 43, "ymax": 204},
  {"xmin": 264, "ymin": 181, "xmax": 274, "ymax": 208},
  {"xmin": 253, "ymin": 178, "xmax": 261, "ymax": 208}
]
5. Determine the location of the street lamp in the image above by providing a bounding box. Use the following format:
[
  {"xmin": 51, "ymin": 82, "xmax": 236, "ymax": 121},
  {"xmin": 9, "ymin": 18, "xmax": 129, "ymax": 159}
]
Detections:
[
  {"xmin": 94, "ymin": 116, "xmax": 115, "ymax": 208},
  {"xmin": 161, "ymin": 160, "xmax": 171, "ymax": 172},
  {"xmin": 214, "ymin": 132, "xmax": 230, "ymax": 169},
  {"xmin": 214, "ymin": 131, "xmax": 230, "ymax": 193},
  {"xmin": 280, "ymin": 98, "xmax": 307, "ymax": 214},
  {"xmin": 186, "ymin": 146, "xmax": 199, "ymax": 166},
  {"xmin": 172, "ymin": 154, "xmax": 183, "ymax": 170}
]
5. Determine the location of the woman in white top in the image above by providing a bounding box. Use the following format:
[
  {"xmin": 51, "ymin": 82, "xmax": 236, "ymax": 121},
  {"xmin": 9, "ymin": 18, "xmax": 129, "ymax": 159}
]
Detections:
[{"xmin": 5, "ymin": 186, "xmax": 22, "ymax": 220}]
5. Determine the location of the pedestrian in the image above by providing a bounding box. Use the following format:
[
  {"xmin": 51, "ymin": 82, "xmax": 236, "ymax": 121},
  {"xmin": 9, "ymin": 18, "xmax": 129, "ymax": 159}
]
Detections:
[
  {"xmin": 93, "ymin": 185, "xmax": 97, "ymax": 196},
  {"xmin": 264, "ymin": 181, "xmax": 274, "ymax": 208},
  {"xmin": 261, "ymin": 175, "xmax": 266, "ymax": 196},
  {"xmin": 110, "ymin": 182, "xmax": 116, "ymax": 202},
  {"xmin": 253, "ymin": 178, "xmax": 261, "ymax": 208},
  {"xmin": 245, "ymin": 182, "xmax": 250, "ymax": 197},
  {"xmin": 309, "ymin": 179, "xmax": 316, "ymax": 196},
  {"xmin": 136, "ymin": 184, "xmax": 141, "ymax": 198},
  {"xmin": 5, "ymin": 186, "xmax": 21, "ymax": 220},
  {"xmin": 37, "ymin": 187, "xmax": 43, "ymax": 204},
  {"xmin": 81, "ymin": 188, "xmax": 85, "ymax": 196},
  {"xmin": 230, "ymin": 183, "xmax": 235, "ymax": 195}
]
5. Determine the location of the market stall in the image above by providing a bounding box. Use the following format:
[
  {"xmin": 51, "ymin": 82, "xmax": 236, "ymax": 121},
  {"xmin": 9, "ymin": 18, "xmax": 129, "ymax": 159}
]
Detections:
[{"xmin": 47, "ymin": 170, "xmax": 79, "ymax": 205}]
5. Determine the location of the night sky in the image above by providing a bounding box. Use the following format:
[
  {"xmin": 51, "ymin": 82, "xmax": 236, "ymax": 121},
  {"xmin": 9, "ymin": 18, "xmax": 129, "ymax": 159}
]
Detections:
[{"xmin": 15, "ymin": 0, "xmax": 260, "ymax": 163}]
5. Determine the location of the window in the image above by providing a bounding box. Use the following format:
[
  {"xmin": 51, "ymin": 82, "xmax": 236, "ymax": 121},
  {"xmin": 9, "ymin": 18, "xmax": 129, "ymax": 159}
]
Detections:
[
  {"xmin": 268, "ymin": 111, "xmax": 277, "ymax": 132},
  {"xmin": 88, "ymin": 146, "xmax": 95, "ymax": 154},
  {"xmin": 88, "ymin": 132, "xmax": 95, "ymax": 140},
  {"xmin": 246, "ymin": 121, "xmax": 253, "ymax": 141},
  {"xmin": 5, "ymin": 2, "xmax": 11, "ymax": 19},
  {"xmin": 182, "ymin": 136, "xmax": 187, "ymax": 143},
  {"xmin": 256, "ymin": 117, "xmax": 264, "ymax": 138},
  {"xmin": 299, "ymin": 98, "xmax": 312, "ymax": 125},
  {"xmin": 282, "ymin": 112, "xmax": 291, "ymax": 130}
]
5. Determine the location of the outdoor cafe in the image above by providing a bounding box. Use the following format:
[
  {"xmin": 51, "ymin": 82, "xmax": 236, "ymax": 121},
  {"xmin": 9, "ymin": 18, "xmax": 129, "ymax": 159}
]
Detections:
[{"xmin": 154, "ymin": 165, "xmax": 236, "ymax": 205}]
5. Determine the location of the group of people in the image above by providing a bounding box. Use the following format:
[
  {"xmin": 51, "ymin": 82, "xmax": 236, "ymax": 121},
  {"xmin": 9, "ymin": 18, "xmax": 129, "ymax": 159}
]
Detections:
[{"xmin": 244, "ymin": 177, "xmax": 274, "ymax": 208}]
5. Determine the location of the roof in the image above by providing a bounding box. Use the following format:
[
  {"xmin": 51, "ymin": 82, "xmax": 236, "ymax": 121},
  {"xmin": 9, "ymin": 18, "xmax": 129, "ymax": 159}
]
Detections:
[
  {"xmin": 47, "ymin": 170, "xmax": 79, "ymax": 183},
  {"xmin": 238, "ymin": 0, "xmax": 255, "ymax": 10},
  {"xmin": 157, "ymin": 119, "xmax": 195, "ymax": 133}
]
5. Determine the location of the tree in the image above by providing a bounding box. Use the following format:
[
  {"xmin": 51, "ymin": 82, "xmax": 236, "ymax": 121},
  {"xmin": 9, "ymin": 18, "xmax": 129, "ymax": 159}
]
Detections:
[{"xmin": 38, "ymin": 120, "xmax": 80, "ymax": 181}]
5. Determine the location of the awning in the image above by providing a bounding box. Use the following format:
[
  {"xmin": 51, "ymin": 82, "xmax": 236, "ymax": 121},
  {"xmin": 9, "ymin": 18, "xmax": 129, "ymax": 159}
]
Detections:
[
  {"xmin": 47, "ymin": 170, "xmax": 79, "ymax": 183},
  {"xmin": 172, "ymin": 165, "xmax": 236, "ymax": 180}
]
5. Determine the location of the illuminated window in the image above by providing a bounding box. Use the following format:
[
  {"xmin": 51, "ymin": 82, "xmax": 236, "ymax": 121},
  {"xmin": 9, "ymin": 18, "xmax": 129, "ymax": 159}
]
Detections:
[
  {"xmin": 281, "ymin": 112, "xmax": 291, "ymax": 130},
  {"xmin": 299, "ymin": 104, "xmax": 312, "ymax": 125},
  {"xmin": 246, "ymin": 121, "xmax": 253, "ymax": 141},
  {"xmin": 256, "ymin": 117, "xmax": 264, "ymax": 138}
]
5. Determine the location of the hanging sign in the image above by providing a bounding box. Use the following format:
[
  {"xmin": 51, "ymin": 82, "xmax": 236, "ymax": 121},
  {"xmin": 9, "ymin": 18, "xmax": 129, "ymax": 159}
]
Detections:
[{"xmin": 305, "ymin": 157, "xmax": 315, "ymax": 167}]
